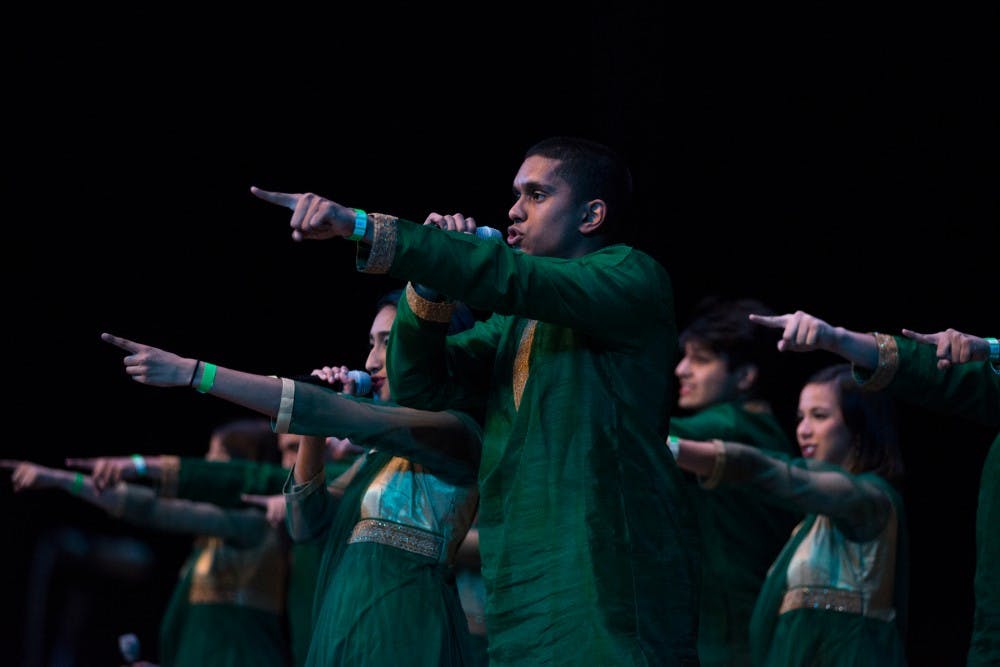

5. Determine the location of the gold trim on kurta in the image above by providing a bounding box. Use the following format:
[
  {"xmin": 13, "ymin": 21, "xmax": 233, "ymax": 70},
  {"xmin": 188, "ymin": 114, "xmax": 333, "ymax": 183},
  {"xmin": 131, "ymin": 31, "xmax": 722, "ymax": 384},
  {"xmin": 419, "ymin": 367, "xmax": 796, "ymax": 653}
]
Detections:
[
  {"xmin": 699, "ymin": 439, "xmax": 727, "ymax": 490},
  {"xmin": 158, "ymin": 456, "xmax": 181, "ymax": 498},
  {"xmin": 349, "ymin": 518, "xmax": 445, "ymax": 560},
  {"xmin": 513, "ymin": 320, "xmax": 537, "ymax": 411},
  {"xmin": 405, "ymin": 282, "xmax": 455, "ymax": 323},
  {"xmin": 188, "ymin": 535, "xmax": 287, "ymax": 614},
  {"xmin": 852, "ymin": 333, "xmax": 899, "ymax": 391},
  {"xmin": 357, "ymin": 213, "xmax": 398, "ymax": 274}
]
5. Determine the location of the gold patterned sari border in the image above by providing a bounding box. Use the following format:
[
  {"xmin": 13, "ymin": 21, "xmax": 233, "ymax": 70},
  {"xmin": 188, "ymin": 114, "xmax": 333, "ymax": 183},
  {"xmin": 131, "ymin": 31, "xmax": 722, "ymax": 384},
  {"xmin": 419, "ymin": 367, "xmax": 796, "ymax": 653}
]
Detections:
[{"xmin": 349, "ymin": 518, "xmax": 445, "ymax": 560}]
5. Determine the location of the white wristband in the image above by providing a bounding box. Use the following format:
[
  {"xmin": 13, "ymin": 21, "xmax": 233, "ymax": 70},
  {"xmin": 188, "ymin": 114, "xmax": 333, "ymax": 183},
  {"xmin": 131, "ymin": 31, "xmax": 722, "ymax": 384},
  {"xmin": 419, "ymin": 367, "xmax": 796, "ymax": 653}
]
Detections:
[{"xmin": 666, "ymin": 435, "xmax": 680, "ymax": 460}]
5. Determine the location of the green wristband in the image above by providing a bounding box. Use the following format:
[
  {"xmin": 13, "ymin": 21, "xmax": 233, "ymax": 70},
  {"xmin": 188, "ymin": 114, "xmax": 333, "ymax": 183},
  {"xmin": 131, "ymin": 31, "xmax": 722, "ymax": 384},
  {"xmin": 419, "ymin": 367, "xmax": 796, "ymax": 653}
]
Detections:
[
  {"xmin": 196, "ymin": 362, "xmax": 217, "ymax": 394},
  {"xmin": 70, "ymin": 472, "xmax": 85, "ymax": 496},
  {"xmin": 348, "ymin": 208, "xmax": 368, "ymax": 241},
  {"xmin": 131, "ymin": 454, "xmax": 148, "ymax": 476}
]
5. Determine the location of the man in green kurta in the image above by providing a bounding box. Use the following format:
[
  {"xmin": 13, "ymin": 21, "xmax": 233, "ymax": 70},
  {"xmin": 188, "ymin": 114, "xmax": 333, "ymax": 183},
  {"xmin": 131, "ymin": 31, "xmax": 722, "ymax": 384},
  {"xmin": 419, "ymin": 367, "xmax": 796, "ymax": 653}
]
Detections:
[
  {"xmin": 668, "ymin": 297, "xmax": 801, "ymax": 666},
  {"xmin": 250, "ymin": 136, "xmax": 702, "ymax": 665},
  {"xmin": 750, "ymin": 310, "xmax": 1000, "ymax": 667}
]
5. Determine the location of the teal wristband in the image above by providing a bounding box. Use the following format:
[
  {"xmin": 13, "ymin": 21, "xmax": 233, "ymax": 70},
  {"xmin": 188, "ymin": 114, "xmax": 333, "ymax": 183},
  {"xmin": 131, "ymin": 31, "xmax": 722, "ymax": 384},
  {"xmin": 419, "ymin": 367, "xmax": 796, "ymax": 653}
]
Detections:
[
  {"xmin": 987, "ymin": 337, "xmax": 1000, "ymax": 362},
  {"xmin": 197, "ymin": 362, "xmax": 217, "ymax": 393},
  {"xmin": 348, "ymin": 208, "xmax": 368, "ymax": 241},
  {"xmin": 131, "ymin": 454, "xmax": 148, "ymax": 476},
  {"xmin": 70, "ymin": 472, "xmax": 85, "ymax": 496}
]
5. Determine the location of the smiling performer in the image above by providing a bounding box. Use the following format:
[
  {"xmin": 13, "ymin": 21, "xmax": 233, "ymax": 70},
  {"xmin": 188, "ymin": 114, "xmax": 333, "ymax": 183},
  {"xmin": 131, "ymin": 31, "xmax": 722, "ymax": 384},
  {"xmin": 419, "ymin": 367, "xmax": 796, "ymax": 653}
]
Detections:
[{"xmin": 672, "ymin": 363, "xmax": 909, "ymax": 667}]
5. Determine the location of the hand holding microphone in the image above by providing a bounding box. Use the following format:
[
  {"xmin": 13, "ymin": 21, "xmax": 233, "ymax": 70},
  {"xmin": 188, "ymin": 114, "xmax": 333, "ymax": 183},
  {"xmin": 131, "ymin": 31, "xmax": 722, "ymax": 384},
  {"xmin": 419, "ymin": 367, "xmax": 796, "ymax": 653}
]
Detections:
[
  {"xmin": 423, "ymin": 212, "xmax": 504, "ymax": 242},
  {"xmin": 294, "ymin": 367, "xmax": 372, "ymax": 396}
]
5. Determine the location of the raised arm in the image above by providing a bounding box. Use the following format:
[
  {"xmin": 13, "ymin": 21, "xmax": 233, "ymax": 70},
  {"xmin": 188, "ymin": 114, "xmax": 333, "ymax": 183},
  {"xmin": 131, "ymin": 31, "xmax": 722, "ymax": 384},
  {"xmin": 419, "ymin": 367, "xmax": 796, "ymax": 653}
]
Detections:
[
  {"xmin": 3, "ymin": 460, "xmax": 272, "ymax": 546},
  {"xmin": 749, "ymin": 311, "xmax": 879, "ymax": 369},
  {"xmin": 671, "ymin": 439, "xmax": 894, "ymax": 541},
  {"xmin": 102, "ymin": 332, "xmax": 284, "ymax": 415}
]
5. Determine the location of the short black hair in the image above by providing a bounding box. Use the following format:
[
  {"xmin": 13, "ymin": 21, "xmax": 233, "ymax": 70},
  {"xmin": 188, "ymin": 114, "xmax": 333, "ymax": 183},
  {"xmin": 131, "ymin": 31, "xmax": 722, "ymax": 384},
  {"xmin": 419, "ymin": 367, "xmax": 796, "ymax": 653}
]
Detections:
[
  {"xmin": 678, "ymin": 296, "xmax": 781, "ymax": 400},
  {"xmin": 525, "ymin": 136, "xmax": 633, "ymax": 243}
]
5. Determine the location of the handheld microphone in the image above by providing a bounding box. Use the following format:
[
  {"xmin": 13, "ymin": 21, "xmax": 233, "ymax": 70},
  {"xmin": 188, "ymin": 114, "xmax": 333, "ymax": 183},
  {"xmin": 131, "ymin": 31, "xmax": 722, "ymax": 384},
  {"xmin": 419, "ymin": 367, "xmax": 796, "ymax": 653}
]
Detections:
[
  {"xmin": 119, "ymin": 633, "xmax": 140, "ymax": 663},
  {"xmin": 290, "ymin": 369, "xmax": 372, "ymax": 396},
  {"xmin": 474, "ymin": 226, "xmax": 504, "ymax": 242}
]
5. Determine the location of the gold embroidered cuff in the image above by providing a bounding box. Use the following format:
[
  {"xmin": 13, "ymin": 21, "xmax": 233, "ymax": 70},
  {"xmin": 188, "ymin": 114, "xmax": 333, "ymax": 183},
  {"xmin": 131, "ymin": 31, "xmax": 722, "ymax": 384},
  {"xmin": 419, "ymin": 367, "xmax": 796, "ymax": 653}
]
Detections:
[
  {"xmin": 852, "ymin": 333, "xmax": 899, "ymax": 391},
  {"xmin": 349, "ymin": 518, "xmax": 445, "ymax": 561},
  {"xmin": 356, "ymin": 213, "xmax": 398, "ymax": 274},
  {"xmin": 405, "ymin": 282, "xmax": 455, "ymax": 323},
  {"xmin": 158, "ymin": 455, "xmax": 181, "ymax": 498},
  {"xmin": 699, "ymin": 439, "xmax": 727, "ymax": 490}
]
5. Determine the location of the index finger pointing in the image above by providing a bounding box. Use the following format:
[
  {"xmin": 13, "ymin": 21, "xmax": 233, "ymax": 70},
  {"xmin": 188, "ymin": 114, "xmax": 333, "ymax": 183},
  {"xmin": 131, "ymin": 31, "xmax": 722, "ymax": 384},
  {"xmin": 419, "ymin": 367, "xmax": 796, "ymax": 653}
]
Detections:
[
  {"xmin": 101, "ymin": 332, "xmax": 141, "ymax": 353},
  {"xmin": 250, "ymin": 186, "xmax": 298, "ymax": 210},
  {"xmin": 748, "ymin": 313, "xmax": 786, "ymax": 328},
  {"xmin": 0, "ymin": 459, "xmax": 23, "ymax": 470}
]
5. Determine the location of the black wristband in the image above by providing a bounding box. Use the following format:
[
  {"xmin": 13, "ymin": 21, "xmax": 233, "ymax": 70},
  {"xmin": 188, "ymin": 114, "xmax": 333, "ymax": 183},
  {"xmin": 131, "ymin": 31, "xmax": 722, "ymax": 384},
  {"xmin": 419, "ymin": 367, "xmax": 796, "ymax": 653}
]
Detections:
[{"xmin": 188, "ymin": 360, "xmax": 201, "ymax": 388}]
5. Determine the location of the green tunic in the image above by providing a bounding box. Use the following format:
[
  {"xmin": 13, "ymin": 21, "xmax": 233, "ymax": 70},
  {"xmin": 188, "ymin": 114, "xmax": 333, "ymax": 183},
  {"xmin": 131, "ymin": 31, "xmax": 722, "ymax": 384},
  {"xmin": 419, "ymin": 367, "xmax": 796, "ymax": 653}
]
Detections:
[
  {"xmin": 670, "ymin": 401, "xmax": 801, "ymax": 666},
  {"xmin": 167, "ymin": 458, "xmax": 354, "ymax": 667},
  {"xmin": 378, "ymin": 219, "xmax": 701, "ymax": 665},
  {"xmin": 865, "ymin": 336, "xmax": 1000, "ymax": 667},
  {"xmin": 114, "ymin": 484, "xmax": 292, "ymax": 667},
  {"xmin": 703, "ymin": 447, "xmax": 909, "ymax": 666},
  {"xmin": 279, "ymin": 384, "xmax": 482, "ymax": 666}
]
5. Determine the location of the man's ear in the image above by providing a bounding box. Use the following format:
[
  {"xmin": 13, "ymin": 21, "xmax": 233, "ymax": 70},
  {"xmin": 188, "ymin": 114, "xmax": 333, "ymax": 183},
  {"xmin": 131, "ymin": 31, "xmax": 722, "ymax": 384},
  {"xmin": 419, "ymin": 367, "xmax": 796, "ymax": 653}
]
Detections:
[{"xmin": 579, "ymin": 199, "xmax": 607, "ymax": 235}]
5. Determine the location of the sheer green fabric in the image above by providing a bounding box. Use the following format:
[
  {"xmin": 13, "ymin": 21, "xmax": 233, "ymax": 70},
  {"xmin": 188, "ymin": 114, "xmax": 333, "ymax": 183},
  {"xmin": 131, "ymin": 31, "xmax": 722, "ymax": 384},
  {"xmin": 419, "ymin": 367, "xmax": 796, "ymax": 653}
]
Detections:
[
  {"xmin": 172, "ymin": 457, "xmax": 350, "ymax": 667},
  {"xmin": 115, "ymin": 485, "xmax": 292, "ymax": 666},
  {"xmin": 875, "ymin": 336, "xmax": 1000, "ymax": 666},
  {"xmin": 385, "ymin": 220, "xmax": 701, "ymax": 665},
  {"xmin": 174, "ymin": 458, "xmax": 356, "ymax": 507},
  {"xmin": 670, "ymin": 401, "xmax": 801, "ymax": 666},
  {"xmin": 159, "ymin": 562, "xmax": 292, "ymax": 667},
  {"xmin": 711, "ymin": 448, "xmax": 910, "ymax": 666}
]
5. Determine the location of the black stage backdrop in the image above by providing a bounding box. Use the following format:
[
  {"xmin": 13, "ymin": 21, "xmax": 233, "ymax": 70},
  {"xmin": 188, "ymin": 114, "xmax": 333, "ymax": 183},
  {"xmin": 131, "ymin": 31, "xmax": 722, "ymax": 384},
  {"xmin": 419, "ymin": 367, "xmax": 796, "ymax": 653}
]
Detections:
[{"xmin": 4, "ymin": 5, "xmax": 996, "ymax": 666}]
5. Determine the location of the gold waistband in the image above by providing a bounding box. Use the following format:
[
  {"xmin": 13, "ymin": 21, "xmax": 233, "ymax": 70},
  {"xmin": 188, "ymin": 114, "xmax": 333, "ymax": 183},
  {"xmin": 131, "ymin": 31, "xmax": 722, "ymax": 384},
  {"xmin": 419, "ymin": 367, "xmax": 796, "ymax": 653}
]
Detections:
[
  {"xmin": 780, "ymin": 586, "xmax": 862, "ymax": 615},
  {"xmin": 349, "ymin": 518, "xmax": 445, "ymax": 560}
]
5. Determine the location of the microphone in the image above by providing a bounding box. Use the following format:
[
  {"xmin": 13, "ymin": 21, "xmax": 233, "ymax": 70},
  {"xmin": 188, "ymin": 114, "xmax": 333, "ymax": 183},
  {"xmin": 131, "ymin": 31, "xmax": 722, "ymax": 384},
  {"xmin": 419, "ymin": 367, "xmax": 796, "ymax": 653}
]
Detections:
[
  {"xmin": 474, "ymin": 226, "xmax": 504, "ymax": 242},
  {"xmin": 119, "ymin": 633, "xmax": 140, "ymax": 663},
  {"xmin": 290, "ymin": 369, "xmax": 372, "ymax": 396}
]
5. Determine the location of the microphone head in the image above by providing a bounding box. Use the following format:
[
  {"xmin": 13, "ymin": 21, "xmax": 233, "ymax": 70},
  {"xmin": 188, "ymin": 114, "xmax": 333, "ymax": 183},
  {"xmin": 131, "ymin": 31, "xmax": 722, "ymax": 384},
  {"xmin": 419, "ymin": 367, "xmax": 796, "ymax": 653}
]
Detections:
[
  {"xmin": 474, "ymin": 226, "xmax": 504, "ymax": 242},
  {"xmin": 347, "ymin": 370, "xmax": 372, "ymax": 396},
  {"xmin": 118, "ymin": 633, "xmax": 140, "ymax": 662}
]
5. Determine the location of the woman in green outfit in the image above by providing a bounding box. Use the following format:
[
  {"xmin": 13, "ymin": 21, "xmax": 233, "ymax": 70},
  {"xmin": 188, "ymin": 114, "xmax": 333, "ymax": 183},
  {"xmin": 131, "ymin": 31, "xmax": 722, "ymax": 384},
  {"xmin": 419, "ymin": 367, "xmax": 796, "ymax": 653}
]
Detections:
[
  {"xmin": 750, "ymin": 310, "xmax": 999, "ymax": 666},
  {"xmin": 3, "ymin": 418, "xmax": 293, "ymax": 667},
  {"xmin": 673, "ymin": 363, "xmax": 909, "ymax": 666},
  {"xmin": 101, "ymin": 289, "xmax": 484, "ymax": 666}
]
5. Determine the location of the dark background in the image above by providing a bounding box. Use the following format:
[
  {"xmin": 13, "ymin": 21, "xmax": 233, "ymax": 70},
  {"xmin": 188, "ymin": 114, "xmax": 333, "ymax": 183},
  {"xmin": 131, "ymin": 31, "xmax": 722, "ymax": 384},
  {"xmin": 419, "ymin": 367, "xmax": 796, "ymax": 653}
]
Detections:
[{"xmin": 4, "ymin": 4, "xmax": 996, "ymax": 665}]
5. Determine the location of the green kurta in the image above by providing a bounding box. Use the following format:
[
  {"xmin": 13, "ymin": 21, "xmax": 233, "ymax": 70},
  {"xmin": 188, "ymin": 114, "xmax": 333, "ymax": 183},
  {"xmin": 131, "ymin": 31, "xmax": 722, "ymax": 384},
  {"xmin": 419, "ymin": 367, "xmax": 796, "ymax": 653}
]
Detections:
[
  {"xmin": 166, "ymin": 458, "xmax": 354, "ymax": 667},
  {"xmin": 862, "ymin": 336, "xmax": 1000, "ymax": 667},
  {"xmin": 113, "ymin": 484, "xmax": 292, "ymax": 667},
  {"xmin": 376, "ymin": 218, "xmax": 701, "ymax": 665},
  {"xmin": 670, "ymin": 401, "xmax": 801, "ymax": 666}
]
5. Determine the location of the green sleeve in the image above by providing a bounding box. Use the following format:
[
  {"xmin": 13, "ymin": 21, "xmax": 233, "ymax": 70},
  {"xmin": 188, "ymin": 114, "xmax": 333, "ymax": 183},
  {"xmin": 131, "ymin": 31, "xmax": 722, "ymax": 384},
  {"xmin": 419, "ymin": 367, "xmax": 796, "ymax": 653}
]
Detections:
[
  {"xmin": 387, "ymin": 219, "xmax": 674, "ymax": 345},
  {"xmin": 388, "ymin": 290, "xmax": 501, "ymax": 414},
  {"xmin": 287, "ymin": 382, "xmax": 481, "ymax": 486},
  {"xmin": 886, "ymin": 336, "xmax": 1000, "ymax": 427},
  {"xmin": 175, "ymin": 458, "xmax": 291, "ymax": 507}
]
